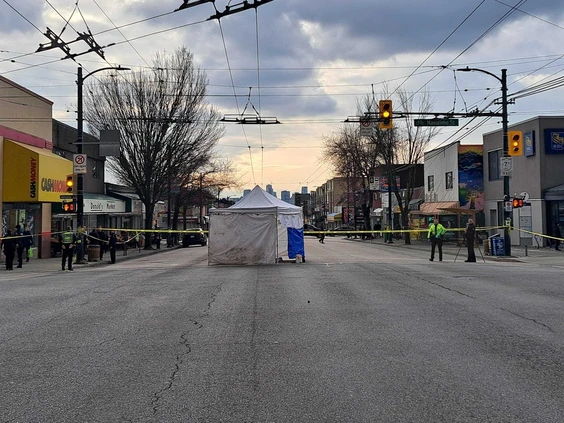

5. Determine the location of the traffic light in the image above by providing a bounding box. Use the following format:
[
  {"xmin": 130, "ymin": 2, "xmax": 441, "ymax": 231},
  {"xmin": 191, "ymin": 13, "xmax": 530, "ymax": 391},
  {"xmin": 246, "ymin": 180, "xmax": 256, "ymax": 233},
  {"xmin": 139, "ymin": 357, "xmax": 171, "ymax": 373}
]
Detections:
[
  {"xmin": 62, "ymin": 199, "xmax": 76, "ymax": 213},
  {"xmin": 508, "ymin": 131, "xmax": 523, "ymax": 156},
  {"xmin": 66, "ymin": 174, "xmax": 74, "ymax": 193},
  {"xmin": 512, "ymin": 197, "xmax": 523, "ymax": 209},
  {"xmin": 379, "ymin": 99, "xmax": 393, "ymax": 129}
]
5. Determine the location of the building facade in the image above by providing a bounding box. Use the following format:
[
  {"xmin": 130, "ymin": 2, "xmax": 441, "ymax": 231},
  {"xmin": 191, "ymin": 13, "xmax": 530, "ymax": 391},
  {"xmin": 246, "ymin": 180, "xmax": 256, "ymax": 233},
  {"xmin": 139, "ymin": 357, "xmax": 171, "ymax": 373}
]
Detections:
[
  {"xmin": 1, "ymin": 76, "xmax": 73, "ymax": 258},
  {"xmin": 483, "ymin": 116, "xmax": 564, "ymax": 246}
]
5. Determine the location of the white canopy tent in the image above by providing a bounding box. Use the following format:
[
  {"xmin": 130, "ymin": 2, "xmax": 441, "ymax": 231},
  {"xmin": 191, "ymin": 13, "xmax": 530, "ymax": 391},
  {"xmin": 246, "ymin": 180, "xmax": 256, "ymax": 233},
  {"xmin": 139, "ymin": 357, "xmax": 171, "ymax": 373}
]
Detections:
[{"xmin": 208, "ymin": 186, "xmax": 304, "ymax": 265}]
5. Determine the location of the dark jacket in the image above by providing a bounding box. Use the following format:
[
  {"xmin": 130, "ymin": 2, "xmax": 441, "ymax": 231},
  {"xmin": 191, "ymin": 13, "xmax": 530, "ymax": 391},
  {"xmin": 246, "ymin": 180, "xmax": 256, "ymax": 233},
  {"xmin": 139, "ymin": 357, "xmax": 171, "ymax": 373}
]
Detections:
[
  {"xmin": 22, "ymin": 230, "xmax": 33, "ymax": 248},
  {"xmin": 554, "ymin": 224, "xmax": 562, "ymax": 239},
  {"xmin": 2, "ymin": 231, "xmax": 17, "ymax": 254},
  {"xmin": 465, "ymin": 223, "xmax": 476, "ymax": 242},
  {"xmin": 109, "ymin": 233, "xmax": 117, "ymax": 250}
]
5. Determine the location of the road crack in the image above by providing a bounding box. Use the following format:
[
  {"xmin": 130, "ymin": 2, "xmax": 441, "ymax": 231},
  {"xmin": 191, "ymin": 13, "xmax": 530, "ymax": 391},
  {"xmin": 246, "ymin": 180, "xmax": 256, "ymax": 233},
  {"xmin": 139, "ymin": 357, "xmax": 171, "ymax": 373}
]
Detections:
[
  {"xmin": 150, "ymin": 281, "xmax": 224, "ymax": 417},
  {"xmin": 500, "ymin": 307, "xmax": 554, "ymax": 332}
]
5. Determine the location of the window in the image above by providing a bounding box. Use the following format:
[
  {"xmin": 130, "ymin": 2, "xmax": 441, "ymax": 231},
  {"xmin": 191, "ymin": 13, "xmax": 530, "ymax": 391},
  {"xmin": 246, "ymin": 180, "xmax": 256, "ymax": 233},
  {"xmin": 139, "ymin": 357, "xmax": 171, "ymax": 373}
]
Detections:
[
  {"xmin": 445, "ymin": 171, "xmax": 453, "ymax": 190},
  {"xmin": 488, "ymin": 149, "xmax": 502, "ymax": 181},
  {"xmin": 428, "ymin": 175, "xmax": 434, "ymax": 192}
]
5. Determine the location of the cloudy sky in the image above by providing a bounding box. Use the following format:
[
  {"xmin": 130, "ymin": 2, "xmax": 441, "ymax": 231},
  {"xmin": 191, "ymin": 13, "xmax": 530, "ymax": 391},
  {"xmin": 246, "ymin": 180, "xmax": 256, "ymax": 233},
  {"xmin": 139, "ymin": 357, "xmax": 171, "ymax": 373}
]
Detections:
[{"xmin": 2, "ymin": 0, "xmax": 564, "ymax": 197}]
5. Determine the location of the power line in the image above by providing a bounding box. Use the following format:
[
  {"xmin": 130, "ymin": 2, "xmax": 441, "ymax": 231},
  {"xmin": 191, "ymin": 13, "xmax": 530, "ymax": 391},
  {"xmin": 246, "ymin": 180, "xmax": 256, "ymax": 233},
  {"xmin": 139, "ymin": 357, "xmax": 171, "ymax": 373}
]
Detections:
[{"xmin": 1, "ymin": 0, "xmax": 43, "ymax": 33}]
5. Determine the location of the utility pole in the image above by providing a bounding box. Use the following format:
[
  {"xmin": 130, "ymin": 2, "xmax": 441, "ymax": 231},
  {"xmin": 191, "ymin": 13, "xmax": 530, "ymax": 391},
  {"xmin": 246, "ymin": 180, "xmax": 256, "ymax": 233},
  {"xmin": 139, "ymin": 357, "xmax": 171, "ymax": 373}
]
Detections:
[
  {"xmin": 457, "ymin": 67, "xmax": 511, "ymax": 256},
  {"xmin": 76, "ymin": 65, "xmax": 129, "ymax": 262}
]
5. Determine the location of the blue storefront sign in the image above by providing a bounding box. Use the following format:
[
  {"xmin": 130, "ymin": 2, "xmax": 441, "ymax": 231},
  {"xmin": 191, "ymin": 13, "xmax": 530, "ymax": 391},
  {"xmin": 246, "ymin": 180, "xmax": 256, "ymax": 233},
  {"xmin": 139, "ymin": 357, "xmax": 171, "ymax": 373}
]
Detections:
[
  {"xmin": 524, "ymin": 130, "xmax": 535, "ymax": 157},
  {"xmin": 544, "ymin": 129, "xmax": 564, "ymax": 154}
]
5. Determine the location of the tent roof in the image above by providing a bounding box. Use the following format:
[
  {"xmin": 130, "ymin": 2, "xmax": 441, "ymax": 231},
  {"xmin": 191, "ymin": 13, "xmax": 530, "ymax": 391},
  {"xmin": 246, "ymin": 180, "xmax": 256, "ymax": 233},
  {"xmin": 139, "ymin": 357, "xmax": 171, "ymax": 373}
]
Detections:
[{"xmin": 228, "ymin": 185, "xmax": 302, "ymax": 214}]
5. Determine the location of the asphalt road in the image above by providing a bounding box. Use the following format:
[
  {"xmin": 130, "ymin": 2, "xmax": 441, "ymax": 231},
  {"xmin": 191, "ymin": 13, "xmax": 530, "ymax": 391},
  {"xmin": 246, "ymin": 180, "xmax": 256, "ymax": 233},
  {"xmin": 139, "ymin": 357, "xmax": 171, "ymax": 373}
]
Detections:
[{"xmin": 1, "ymin": 237, "xmax": 563, "ymax": 422}]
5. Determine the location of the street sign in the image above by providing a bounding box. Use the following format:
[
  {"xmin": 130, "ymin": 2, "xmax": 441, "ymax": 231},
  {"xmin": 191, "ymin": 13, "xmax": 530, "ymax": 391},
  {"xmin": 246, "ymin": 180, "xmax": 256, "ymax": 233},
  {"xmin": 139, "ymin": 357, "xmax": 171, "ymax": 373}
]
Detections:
[
  {"xmin": 60, "ymin": 194, "xmax": 76, "ymax": 200},
  {"xmin": 73, "ymin": 154, "xmax": 87, "ymax": 174},
  {"xmin": 500, "ymin": 156, "xmax": 513, "ymax": 176},
  {"xmin": 504, "ymin": 200, "xmax": 513, "ymax": 212},
  {"xmin": 414, "ymin": 118, "xmax": 459, "ymax": 127},
  {"xmin": 359, "ymin": 117, "xmax": 375, "ymax": 137}
]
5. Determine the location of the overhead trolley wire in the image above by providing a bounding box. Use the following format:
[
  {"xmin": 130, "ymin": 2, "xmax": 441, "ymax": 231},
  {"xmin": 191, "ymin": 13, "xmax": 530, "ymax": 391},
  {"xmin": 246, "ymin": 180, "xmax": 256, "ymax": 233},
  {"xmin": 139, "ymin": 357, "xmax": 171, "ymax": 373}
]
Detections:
[{"xmin": 215, "ymin": 16, "xmax": 256, "ymax": 186}]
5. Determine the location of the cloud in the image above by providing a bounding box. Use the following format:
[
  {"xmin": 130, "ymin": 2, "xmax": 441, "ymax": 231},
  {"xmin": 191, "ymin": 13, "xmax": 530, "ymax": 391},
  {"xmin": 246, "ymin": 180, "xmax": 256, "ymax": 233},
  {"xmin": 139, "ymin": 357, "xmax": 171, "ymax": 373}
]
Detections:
[{"xmin": 2, "ymin": 0, "xmax": 564, "ymax": 195}]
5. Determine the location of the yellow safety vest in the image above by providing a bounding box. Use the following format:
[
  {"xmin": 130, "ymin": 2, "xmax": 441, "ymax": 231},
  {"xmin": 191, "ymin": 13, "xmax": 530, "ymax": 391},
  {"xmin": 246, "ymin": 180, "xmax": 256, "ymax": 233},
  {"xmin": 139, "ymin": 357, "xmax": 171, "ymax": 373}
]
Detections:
[{"xmin": 62, "ymin": 232, "xmax": 74, "ymax": 244}]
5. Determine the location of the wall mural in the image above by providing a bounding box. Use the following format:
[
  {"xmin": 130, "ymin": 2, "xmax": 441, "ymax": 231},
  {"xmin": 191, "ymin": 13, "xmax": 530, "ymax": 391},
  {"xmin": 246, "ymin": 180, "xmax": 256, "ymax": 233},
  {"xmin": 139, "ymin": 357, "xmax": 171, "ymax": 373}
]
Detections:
[{"xmin": 458, "ymin": 145, "xmax": 484, "ymax": 211}]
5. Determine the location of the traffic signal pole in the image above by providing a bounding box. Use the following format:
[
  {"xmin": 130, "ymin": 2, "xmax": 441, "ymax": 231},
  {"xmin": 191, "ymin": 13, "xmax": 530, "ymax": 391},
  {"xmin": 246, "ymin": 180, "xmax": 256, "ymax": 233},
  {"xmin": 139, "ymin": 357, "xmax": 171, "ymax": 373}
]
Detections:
[
  {"xmin": 458, "ymin": 68, "xmax": 511, "ymax": 256},
  {"xmin": 76, "ymin": 65, "xmax": 129, "ymax": 263},
  {"xmin": 501, "ymin": 69, "xmax": 511, "ymax": 257}
]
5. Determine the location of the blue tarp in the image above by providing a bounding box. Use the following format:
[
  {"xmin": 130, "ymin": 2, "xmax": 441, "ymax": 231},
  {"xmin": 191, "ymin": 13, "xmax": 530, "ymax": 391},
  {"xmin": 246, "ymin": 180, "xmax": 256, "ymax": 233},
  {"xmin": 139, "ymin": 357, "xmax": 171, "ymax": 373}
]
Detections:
[{"xmin": 287, "ymin": 228, "xmax": 305, "ymax": 259}]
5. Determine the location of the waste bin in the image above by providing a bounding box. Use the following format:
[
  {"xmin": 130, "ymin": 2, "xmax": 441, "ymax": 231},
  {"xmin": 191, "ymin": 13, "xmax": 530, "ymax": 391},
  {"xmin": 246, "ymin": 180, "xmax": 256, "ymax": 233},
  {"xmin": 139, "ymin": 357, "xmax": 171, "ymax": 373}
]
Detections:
[
  {"xmin": 491, "ymin": 237, "xmax": 505, "ymax": 256},
  {"xmin": 88, "ymin": 245, "xmax": 100, "ymax": 261}
]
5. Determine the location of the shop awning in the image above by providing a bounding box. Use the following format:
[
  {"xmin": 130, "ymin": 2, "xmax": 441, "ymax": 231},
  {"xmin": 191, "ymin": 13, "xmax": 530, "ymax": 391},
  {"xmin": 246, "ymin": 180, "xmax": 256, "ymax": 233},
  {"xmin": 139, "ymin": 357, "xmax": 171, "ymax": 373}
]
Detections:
[
  {"xmin": 327, "ymin": 212, "xmax": 342, "ymax": 222},
  {"xmin": 545, "ymin": 184, "xmax": 564, "ymax": 201},
  {"xmin": 371, "ymin": 208, "xmax": 383, "ymax": 216},
  {"xmin": 2, "ymin": 140, "xmax": 73, "ymax": 202},
  {"xmin": 417, "ymin": 201, "xmax": 459, "ymax": 215},
  {"xmin": 408, "ymin": 199, "xmax": 424, "ymax": 211}
]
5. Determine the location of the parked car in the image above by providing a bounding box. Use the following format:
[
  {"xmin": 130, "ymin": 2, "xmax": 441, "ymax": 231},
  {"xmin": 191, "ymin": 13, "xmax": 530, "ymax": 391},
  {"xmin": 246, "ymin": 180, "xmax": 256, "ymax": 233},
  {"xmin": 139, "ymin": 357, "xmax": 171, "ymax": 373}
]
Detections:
[
  {"xmin": 303, "ymin": 223, "xmax": 321, "ymax": 237},
  {"xmin": 182, "ymin": 229, "xmax": 208, "ymax": 247},
  {"xmin": 328, "ymin": 225, "xmax": 355, "ymax": 236}
]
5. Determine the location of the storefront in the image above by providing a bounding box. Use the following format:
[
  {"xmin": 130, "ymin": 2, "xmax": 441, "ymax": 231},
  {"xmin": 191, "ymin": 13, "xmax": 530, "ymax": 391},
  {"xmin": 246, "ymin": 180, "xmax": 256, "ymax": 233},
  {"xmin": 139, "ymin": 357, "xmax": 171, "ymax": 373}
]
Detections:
[{"xmin": 2, "ymin": 139, "xmax": 73, "ymax": 258}]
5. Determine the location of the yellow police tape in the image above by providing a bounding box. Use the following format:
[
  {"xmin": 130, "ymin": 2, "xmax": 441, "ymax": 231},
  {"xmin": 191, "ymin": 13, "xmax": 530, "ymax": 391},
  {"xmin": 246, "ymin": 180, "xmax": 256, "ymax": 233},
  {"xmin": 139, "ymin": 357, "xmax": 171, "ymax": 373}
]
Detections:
[{"xmin": 3, "ymin": 225, "xmax": 562, "ymax": 244}]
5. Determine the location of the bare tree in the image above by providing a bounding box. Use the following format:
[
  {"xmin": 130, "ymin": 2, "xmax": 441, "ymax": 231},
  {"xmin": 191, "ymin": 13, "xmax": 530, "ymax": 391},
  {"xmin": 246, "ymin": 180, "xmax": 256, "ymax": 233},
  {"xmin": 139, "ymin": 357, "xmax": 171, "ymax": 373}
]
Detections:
[
  {"xmin": 322, "ymin": 88, "xmax": 439, "ymax": 243},
  {"xmin": 84, "ymin": 47, "xmax": 224, "ymax": 247},
  {"xmin": 172, "ymin": 159, "xmax": 241, "ymax": 230},
  {"xmin": 322, "ymin": 122, "xmax": 380, "ymax": 233},
  {"xmin": 375, "ymin": 88, "xmax": 439, "ymax": 244}
]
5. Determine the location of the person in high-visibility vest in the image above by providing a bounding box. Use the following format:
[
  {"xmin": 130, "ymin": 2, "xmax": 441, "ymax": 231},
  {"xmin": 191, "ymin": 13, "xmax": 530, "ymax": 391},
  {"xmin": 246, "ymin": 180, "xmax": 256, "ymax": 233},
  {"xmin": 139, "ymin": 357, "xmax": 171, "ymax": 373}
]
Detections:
[
  {"xmin": 427, "ymin": 217, "xmax": 446, "ymax": 262},
  {"xmin": 59, "ymin": 226, "xmax": 77, "ymax": 271}
]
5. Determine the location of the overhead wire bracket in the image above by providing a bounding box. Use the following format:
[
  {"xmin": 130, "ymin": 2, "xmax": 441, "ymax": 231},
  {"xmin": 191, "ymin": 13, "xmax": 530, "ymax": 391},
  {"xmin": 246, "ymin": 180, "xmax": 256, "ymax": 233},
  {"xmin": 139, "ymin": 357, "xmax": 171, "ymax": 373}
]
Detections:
[
  {"xmin": 174, "ymin": 0, "xmax": 215, "ymax": 12},
  {"xmin": 221, "ymin": 87, "xmax": 281, "ymax": 124},
  {"xmin": 207, "ymin": 0, "xmax": 274, "ymax": 20}
]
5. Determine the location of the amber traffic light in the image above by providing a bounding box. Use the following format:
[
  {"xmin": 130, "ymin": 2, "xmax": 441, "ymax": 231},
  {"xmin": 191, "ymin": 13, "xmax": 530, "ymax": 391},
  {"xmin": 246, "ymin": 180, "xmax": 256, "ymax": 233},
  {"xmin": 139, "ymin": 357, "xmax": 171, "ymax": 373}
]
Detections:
[
  {"xmin": 508, "ymin": 131, "xmax": 523, "ymax": 156},
  {"xmin": 66, "ymin": 174, "xmax": 74, "ymax": 193},
  {"xmin": 379, "ymin": 100, "xmax": 393, "ymax": 129}
]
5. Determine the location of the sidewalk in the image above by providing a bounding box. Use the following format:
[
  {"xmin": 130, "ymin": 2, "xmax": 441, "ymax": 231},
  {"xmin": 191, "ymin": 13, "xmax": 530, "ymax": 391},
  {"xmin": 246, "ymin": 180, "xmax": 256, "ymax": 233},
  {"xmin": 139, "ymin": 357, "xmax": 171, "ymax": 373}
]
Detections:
[
  {"xmin": 349, "ymin": 236, "xmax": 564, "ymax": 266},
  {"xmin": 1, "ymin": 242, "xmax": 180, "ymax": 274}
]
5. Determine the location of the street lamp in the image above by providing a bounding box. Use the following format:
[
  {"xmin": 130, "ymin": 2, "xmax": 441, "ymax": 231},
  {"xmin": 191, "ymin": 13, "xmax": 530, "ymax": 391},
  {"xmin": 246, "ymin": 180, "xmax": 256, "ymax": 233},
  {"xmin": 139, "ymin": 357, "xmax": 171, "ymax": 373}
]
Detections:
[
  {"xmin": 76, "ymin": 65, "xmax": 129, "ymax": 262},
  {"xmin": 457, "ymin": 67, "xmax": 511, "ymax": 256}
]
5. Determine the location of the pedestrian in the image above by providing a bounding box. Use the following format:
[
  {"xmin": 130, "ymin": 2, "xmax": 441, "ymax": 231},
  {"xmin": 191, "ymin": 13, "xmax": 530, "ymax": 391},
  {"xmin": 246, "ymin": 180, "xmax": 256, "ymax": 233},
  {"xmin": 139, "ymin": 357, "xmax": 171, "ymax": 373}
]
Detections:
[
  {"xmin": 97, "ymin": 226, "xmax": 108, "ymax": 260},
  {"xmin": 464, "ymin": 218, "xmax": 477, "ymax": 262},
  {"xmin": 59, "ymin": 226, "xmax": 77, "ymax": 271},
  {"xmin": 109, "ymin": 231, "xmax": 118, "ymax": 264},
  {"xmin": 428, "ymin": 217, "xmax": 446, "ymax": 262},
  {"xmin": 14, "ymin": 224, "xmax": 24, "ymax": 268},
  {"xmin": 1, "ymin": 229, "xmax": 16, "ymax": 270},
  {"xmin": 75, "ymin": 225, "xmax": 86, "ymax": 263},
  {"xmin": 554, "ymin": 222, "xmax": 562, "ymax": 251},
  {"xmin": 22, "ymin": 225, "xmax": 33, "ymax": 261},
  {"xmin": 374, "ymin": 222, "xmax": 382, "ymax": 239},
  {"xmin": 318, "ymin": 222, "xmax": 325, "ymax": 244}
]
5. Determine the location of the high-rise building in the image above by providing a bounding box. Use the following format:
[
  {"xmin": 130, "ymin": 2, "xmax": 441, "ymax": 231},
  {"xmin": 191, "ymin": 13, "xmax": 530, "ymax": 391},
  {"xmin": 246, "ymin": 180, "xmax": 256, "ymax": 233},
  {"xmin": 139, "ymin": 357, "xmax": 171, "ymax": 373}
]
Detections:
[
  {"xmin": 281, "ymin": 190, "xmax": 291, "ymax": 203},
  {"xmin": 266, "ymin": 184, "xmax": 274, "ymax": 195},
  {"xmin": 301, "ymin": 186, "xmax": 308, "ymax": 194},
  {"xmin": 243, "ymin": 189, "xmax": 251, "ymax": 197}
]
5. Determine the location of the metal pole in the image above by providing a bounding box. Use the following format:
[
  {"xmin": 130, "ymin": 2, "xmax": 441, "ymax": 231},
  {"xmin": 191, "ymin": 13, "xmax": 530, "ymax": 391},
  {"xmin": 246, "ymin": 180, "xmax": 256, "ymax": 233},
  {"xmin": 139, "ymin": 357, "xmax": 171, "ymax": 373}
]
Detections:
[
  {"xmin": 76, "ymin": 65, "xmax": 129, "ymax": 262},
  {"xmin": 501, "ymin": 69, "xmax": 511, "ymax": 257},
  {"xmin": 77, "ymin": 66, "xmax": 85, "ymax": 262},
  {"xmin": 387, "ymin": 136, "xmax": 393, "ymax": 244}
]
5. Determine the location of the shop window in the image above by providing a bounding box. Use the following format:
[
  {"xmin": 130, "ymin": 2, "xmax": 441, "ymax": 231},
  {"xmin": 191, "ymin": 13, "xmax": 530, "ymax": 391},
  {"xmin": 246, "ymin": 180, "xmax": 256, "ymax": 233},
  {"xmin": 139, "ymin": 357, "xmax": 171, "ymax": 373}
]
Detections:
[
  {"xmin": 445, "ymin": 171, "xmax": 453, "ymax": 190},
  {"xmin": 488, "ymin": 149, "xmax": 502, "ymax": 181}
]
